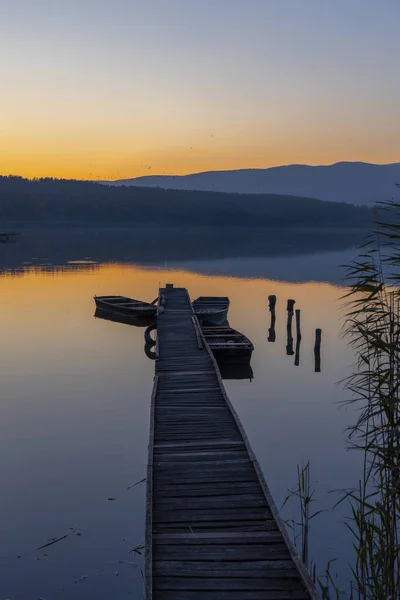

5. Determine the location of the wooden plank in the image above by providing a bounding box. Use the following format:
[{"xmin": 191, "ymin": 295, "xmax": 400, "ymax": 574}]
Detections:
[
  {"xmin": 153, "ymin": 531, "xmax": 282, "ymax": 545},
  {"xmin": 154, "ymin": 484, "xmax": 262, "ymax": 497},
  {"xmin": 153, "ymin": 544, "xmax": 290, "ymax": 561},
  {"xmin": 154, "ymin": 561, "xmax": 297, "ymax": 578},
  {"xmin": 154, "ymin": 496, "xmax": 268, "ymax": 509},
  {"xmin": 154, "ymin": 591, "xmax": 311, "ymax": 600},
  {"xmin": 153, "ymin": 522, "xmax": 272, "ymax": 533},
  {"xmin": 153, "ymin": 508, "xmax": 272, "ymax": 523},
  {"xmin": 153, "ymin": 577, "xmax": 303, "ymax": 591},
  {"xmin": 153, "ymin": 531, "xmax": 281, "ymax": 541}
]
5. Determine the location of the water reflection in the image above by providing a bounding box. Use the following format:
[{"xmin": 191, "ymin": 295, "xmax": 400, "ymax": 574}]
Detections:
[
  {"xmin": 216, "ymin": 359, "xmax": 254, "ymax": 381},
  {"xmin": 94, "ymin": 307, "xmax": 155, "ymax": 328},
  {"xmin": 0, "ymin": 241, "xmax": 360, "ymax": 597},
  {"xmin": 294, "ymin": 335, "xmax": 301, "ymax": 366},
  {"xmin": 0, "ymin": 226, "xmax": 363, "ymax": 283},
  {"xmin": 293, "ymin": 308, "xmax": 301, "ymax": 367},
  {"xmin": 314, "ymin": 328, "xmax": 322, "ymax": 372}
]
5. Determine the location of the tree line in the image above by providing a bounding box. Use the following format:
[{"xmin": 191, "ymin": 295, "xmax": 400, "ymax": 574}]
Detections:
[{"xmin": 0, "ymin": 175, "xmax": 372, "ymax": 227}]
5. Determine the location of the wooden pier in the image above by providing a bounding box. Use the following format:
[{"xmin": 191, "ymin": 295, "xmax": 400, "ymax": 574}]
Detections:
[{"xmin": 145, "ymin": 285, "xmax": 319, "ymax": 600}]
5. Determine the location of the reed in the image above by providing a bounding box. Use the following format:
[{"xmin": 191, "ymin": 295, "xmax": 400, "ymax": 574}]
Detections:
[
  {"xmin": 284, "ymin": 199, "xmax": 400, "ymax": 598},
  {"xmin": 341, "ymin": 199, "xmax": 400, "ymax": 599},
  {"xmin": 283, "ymin": 461, "xmax": 322, "ymax": 573}
]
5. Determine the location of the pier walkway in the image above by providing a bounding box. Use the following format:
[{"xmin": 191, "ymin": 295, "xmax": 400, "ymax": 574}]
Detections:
[{"xmin": 145, "ymin": 285, "xmax": 318, "ymax": 600}]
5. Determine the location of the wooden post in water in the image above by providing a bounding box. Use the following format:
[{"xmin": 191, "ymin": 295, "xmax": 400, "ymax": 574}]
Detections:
[
  {"xmin": 294, "ymin": 309, "xmax": 301, "ymax": 366},
  {"xmin": 314, "ymin": 328, "xmax": 322, "ymax": 372},
  {"xmin": 286, "ymin": 299, "xmax": 295, "ymax": 356},
  {"xmin": 268, "ymin": 295, "xmax": 276, "ymax": 342},
  {"xmin": 268, "ymin": 295, "xmax": 276, "ymax": 312}
]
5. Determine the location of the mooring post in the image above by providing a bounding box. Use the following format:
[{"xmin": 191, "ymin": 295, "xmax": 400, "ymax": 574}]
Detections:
[
  {"xmin": 286, "ymin": 299, "xmax": 295, "ymax": 355},
  {"xmin": 287, "ymin": 299, "xmax": 295, "ymax": 325},
  {"xmin": 268, "ymin": 295, "xmax": 276, "ymax": 343},
  {"xmin": 314, "ymin": 328, "xmax": 322, "ymax": 372},
  {"xmin": 268, "ymin": 295, "xmax": 276, "ymax": 312}
]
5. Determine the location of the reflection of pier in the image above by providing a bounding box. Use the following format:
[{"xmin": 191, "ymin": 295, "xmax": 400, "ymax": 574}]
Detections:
[{"xmin": 145, "ymin": 284, "xmax": 317, "ymax": 599}]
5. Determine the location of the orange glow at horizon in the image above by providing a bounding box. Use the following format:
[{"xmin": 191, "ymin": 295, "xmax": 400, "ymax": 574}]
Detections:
[
  {"xmin": 1, "ymin": 1, "xmax": 400, "ymax": 181},
  {"xmin": 2, "ymin": 144, "xmax": 400, "ymax": 182}
]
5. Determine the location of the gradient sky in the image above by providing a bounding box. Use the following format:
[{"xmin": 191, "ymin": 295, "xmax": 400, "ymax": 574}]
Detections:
[{"xmin": 1, "ymin": 0, "xmax": 399, "ymax": 180}]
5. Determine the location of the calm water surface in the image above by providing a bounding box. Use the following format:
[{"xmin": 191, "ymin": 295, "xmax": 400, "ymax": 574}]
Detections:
[{"xmin": 0, "ymin": 230, "xmax": 363, "ymax": 598}]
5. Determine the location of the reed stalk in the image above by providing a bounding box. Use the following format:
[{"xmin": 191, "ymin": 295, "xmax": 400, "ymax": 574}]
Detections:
[
  {"xmin": 341, "ymin": 199, "xmax": 400, "ymax": 599},
  {"xmin": 285, "ymin": 199, "xmax": 400, "ymax": 598}
]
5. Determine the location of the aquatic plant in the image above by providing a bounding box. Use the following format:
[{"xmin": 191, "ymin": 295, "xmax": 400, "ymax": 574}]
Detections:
[
  {"xmin": 285, "ymin": 198, "xmax": 400, "ymax": 599},
  {"xmin": 341, "ymin": 198, "xmax": 400, "ymax": 599}
]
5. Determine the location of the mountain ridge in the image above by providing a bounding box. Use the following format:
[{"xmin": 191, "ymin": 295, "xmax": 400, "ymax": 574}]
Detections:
[{"xmin": 107, "ymin": 161, "xmax": 400, "ymax": 205}]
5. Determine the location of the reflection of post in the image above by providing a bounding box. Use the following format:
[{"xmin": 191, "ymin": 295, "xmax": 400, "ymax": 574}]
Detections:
[
  {"xmin": 294, "ymin": 309, "xmax": 301, "ymax": 366},
  {"xmin": 314, "ymin": 328, "xmax": 322, "ymax": 372},
  {"xmin": 286, "ymin": 299, "xmax": 295, "ymax": 356},
  {"xmin": 268, "ymin": 295, "xmax": 276, "ymax": 342}
]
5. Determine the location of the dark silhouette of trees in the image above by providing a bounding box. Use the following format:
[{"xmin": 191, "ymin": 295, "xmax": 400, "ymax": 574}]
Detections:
[{"xmin": 0, "ymin": 175, "xmax": 371, "ymax": 227}]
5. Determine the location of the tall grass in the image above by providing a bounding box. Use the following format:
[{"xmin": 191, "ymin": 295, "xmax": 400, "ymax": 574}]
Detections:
[
  {"xmin": 283, "ymin": 461, "xmax": 322, "ymax": 574},
  {"xmin": 284, "ymin": 199, "xmax": 400, "ymax": 598},
  {"xmin": 342, "ymin": 199, "xmax": 400, "ymax": 599}
]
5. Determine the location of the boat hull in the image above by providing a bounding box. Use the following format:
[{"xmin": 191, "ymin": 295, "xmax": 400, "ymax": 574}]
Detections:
[
  {"xmin": 194, "ymin": 307, "xmax": 229, "ymax": 325},
  {"xmin": 94, "ymin": 296, "xmax": 157, "ymax": 318},
  {"xmin": 201, "ymin": 324, "xmax": 254, "ymax": 361},
  {"xmin": 216, "ymin": 358, "xmax": 254, "ymax": 380},
  {"xmin": 192, "ymin": 296, "xmax": 230, "ymax": 325},
  {"xmin": 210, "ymin": 346, "xmax": 253, "ymax": 360},
  {"xmin": 94, "ymin": 307, "xmax": 156, "ymax": 327}
]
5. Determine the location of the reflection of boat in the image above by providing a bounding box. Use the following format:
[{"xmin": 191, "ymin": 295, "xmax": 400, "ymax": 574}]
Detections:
[
  {"xmin": 202, "ymin": 325, "xmax": 254, "ymax": 359},
  {"xmin": 94, "ymin": 307, "xmax": 156, "ymax": 327},
  {"xmin": 94, "ymin": 295, "xmax": 157, "ymax": 318},
  {"xmin": 192, "ymin": 296, "xmax": 230, "ymax": 325},
  {"xmin": 216, "ymin": 359, "xmax": 253, "ymax": 381}
]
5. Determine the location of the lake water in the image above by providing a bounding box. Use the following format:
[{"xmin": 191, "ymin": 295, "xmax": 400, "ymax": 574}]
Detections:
[{"xmin": 0, "ymin": 227, "xmax": 365, "ymax": 598}]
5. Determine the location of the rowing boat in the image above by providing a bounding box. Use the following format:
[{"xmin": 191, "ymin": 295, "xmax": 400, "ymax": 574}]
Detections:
[
  {"xmin": 94, "ymin": 295, "xmax": 157, "ymax": 318},
  {"xmin": 192, "ymin": 296, "xmax": 230, "ymax": 325},
  {"xmin": 202, "ymin": 325, "xmax": 254, "ymax": 359}
]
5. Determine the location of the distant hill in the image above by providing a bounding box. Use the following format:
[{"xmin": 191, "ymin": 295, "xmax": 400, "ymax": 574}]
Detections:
[
  {"xmin": 0, "ymin": 175, "xmax": 371, "ymax": 228},
  {"xmin": 109, "ymin": 161, "xmax": 400, "ymax": 205}
]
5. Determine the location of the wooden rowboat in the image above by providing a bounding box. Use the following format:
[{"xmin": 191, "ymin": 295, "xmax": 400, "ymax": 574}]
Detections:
[
  {"xmin": 202, "ymin": 325, "xmax": 254, "ymax": 360},
  {"xmin": 94, "ymin": 295, "xmax": 157, "ymax": 318},
  {"xmin": 192, "ymin": 296, "xmax": 230, "ymax": 325}
]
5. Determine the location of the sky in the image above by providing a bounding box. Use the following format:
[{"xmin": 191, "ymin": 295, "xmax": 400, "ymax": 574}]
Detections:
[{"xmin": 1, "ymin": 0, "xmax": 400, "ymax": 180}]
